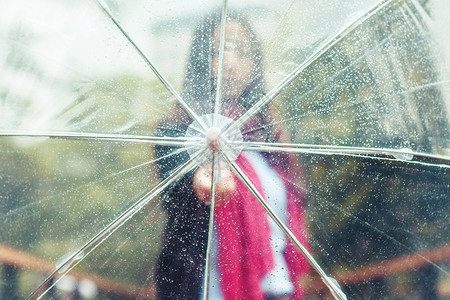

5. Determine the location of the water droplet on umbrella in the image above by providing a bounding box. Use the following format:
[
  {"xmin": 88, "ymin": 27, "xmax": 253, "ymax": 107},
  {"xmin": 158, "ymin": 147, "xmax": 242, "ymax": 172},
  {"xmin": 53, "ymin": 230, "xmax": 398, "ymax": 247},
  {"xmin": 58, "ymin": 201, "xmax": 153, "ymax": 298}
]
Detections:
[
  {"xmin": 390, "ymin": 148, "xmax": 414, "ymax": 161},
  {"xmin": 56, "ymin": 251, "xmax": 85, "ymax": 274}
]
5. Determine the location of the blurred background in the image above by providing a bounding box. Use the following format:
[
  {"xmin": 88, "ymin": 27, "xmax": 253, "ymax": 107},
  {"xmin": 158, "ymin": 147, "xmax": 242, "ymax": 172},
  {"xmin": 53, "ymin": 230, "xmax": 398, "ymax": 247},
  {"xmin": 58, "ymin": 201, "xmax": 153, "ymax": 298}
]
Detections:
[{"xmin": 0, "ymin": 0, "xmax": 449, "ymax": 299}]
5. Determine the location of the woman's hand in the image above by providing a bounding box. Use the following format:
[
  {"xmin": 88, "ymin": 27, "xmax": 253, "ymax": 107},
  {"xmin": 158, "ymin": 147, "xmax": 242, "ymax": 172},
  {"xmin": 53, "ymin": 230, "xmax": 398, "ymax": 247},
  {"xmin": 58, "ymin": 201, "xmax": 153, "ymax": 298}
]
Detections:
[{"xmin": 193, "ymin": 163, "xmax": 236, "ymax": 205}]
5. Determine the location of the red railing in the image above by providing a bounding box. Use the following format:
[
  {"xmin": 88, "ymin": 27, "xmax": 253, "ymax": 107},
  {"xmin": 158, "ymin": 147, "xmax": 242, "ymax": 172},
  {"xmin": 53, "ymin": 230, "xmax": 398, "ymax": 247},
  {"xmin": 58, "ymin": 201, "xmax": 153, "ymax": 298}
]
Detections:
[
  {"xmin": 304, "ymin": 243, "xmax": 450, "ymax": 296},
  {"xmin": 1, "ymin": 242, "xmax": 449, "ymax": 298},
  {"xmin": 0, "ymin": 243, "xmax": 155, "ymax": 299}
]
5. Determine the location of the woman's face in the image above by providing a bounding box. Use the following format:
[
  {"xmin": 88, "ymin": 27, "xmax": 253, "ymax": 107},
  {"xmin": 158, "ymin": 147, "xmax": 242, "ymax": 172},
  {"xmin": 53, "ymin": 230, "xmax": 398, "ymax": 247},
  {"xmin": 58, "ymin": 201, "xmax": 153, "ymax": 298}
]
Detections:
[{"xmin": 211, "ymin": 21, "xmax": 255, "ymax": 100}]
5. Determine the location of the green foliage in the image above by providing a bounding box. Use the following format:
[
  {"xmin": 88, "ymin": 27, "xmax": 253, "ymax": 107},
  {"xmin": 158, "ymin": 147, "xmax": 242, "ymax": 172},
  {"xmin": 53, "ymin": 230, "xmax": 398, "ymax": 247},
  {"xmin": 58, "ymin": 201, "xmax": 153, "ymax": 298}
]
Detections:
[{"xmin": 277, "ymin": 1, "xmax": 449, "ymax": 297}]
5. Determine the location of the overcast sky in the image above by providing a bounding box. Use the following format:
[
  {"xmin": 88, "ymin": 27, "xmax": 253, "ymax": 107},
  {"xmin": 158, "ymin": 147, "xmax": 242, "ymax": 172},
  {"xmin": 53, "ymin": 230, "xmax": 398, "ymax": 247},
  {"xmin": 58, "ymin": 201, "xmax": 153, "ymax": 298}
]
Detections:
[{"xmin": 1, "ymin": 0, "xmax": 449, "ymax": 129}]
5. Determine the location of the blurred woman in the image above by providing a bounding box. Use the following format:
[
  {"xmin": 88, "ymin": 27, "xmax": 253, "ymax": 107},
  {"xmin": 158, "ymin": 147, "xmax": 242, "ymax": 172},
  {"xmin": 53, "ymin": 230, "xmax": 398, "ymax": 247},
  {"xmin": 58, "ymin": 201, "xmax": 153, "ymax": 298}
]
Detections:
[{"xmin": 154, "ymin": 10, "xmax": 310, "ymax": 300}]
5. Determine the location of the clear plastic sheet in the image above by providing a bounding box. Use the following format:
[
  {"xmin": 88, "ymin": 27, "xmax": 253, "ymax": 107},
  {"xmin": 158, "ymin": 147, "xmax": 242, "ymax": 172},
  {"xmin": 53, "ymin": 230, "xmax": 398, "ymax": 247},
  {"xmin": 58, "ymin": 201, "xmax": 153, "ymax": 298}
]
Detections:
[{"xmin": 0, "ymin": 0, "xmax": 449, "ymax": 299}]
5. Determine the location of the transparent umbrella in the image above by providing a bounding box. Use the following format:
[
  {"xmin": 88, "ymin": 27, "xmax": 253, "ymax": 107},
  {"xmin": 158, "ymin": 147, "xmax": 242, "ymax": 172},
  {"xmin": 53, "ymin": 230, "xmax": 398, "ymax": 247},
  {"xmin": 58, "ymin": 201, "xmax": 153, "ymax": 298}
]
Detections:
[{"xmin": 0, "ymin": 0, "xmax": 449, "ymax": 299}]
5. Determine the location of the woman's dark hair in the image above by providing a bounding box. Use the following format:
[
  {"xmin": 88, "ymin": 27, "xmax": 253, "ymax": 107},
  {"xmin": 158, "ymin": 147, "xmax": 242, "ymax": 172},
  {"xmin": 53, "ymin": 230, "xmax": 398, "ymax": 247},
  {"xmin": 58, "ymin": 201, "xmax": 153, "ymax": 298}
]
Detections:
[
  {"xmin": 160, "ymin": 10, "xmax": 306, "ymax": 191},
  {"xmin": 170, "ymin": 10, "xmax": 278, "ymax": 143},
  {"xmin": 183, "ymin": 10, "xmax": 266, "ymax": 116}
]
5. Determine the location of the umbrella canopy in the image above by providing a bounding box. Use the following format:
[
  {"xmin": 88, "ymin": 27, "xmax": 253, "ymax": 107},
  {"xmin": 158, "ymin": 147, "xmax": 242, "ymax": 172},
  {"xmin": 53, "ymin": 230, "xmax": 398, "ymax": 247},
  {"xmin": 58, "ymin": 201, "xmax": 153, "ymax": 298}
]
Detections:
[{"xmin": 1, "ymin": 0, "xmax": 449, "ymax": 299}]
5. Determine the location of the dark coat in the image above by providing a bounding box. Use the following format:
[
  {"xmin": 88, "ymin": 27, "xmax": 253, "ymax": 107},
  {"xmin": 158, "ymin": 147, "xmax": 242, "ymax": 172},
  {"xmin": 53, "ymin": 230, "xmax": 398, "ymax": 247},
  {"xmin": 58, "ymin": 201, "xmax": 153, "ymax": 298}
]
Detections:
[{"xmin": 154, "ymin": 126, "xmax": 209, "ymax": 300}]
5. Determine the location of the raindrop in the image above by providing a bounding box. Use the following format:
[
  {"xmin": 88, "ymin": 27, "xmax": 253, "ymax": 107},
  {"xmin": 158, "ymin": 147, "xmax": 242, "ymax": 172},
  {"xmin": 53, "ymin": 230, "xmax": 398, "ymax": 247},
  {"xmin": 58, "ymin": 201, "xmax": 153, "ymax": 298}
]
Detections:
[
  {"xmin": 55, "ymin": 251, "xmax": 85, "ymax": 274},
  {"xmin": 389, "ymin": 148, "xmax": 414, "ymax": 161}
]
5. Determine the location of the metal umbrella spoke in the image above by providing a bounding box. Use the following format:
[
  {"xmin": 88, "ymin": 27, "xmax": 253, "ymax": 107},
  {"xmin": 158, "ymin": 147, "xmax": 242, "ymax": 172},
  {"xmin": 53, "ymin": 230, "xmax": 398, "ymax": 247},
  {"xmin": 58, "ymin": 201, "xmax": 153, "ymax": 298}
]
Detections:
[
  {"xmin": 202, "ymin": 153, "xmax": 218, "ymax": 300},
  {"xmin": 229, "ymin": 140, "xmax": 450, "ymax": 168},
  {"xmin": 220, "ymin": 150, "xmax": 348, "ymax": 300},
  {"xmin": 308, "ymin": 196, "xmax": 450, "ymax": 276},
  {"xmin": 27, "ymin": 148, "xmax": 208, "ymax": 300},
  {"xmin": 0, "ymin": 130, "xmax": 204, "ymax": 148},
  {"xmin": 213, "ymin": 0, "xmax": 228, "ymax": 120},
  {"xmin": 0, "ymin": 145, "xmax": 197, "ymax": 227},
  {"xmin": 95, "ymin": 0, "xmax": 208, "ymax": 131},
  {"xmin": 224, "ymin": 0, "xmax": 396, "ymax": 136},
  {"xmin": 239, "ymin": 78, "xmax": 450, "ymax": 141}
]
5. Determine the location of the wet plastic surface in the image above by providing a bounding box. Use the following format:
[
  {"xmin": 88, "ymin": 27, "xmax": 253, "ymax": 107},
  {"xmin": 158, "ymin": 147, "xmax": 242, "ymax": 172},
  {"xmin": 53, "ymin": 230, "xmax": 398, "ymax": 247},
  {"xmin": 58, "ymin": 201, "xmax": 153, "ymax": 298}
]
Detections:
[{"xmin": 0, "ymin": 0, "xmax": 449, "ymax": 299}]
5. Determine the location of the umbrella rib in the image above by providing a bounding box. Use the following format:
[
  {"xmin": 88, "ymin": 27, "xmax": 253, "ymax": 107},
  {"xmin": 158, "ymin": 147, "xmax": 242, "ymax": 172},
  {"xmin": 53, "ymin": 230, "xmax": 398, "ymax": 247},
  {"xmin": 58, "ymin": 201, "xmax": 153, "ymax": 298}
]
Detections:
[
  {"xmin": 202, "ymin": 153, "xmax": 218, "ymax": 300},
  {"xmin": 220, "ymin": 151, "xmax": 348, "ymax": 300},
  {"xmin": 260, "ymin": 79, "xmax": 449, "ymax": 142},
  {"xmin": 224, "ymin": 0, "xmax": 397, "ymax": 135},
  {"xmin": 248, "ymin": 76, "xmax": 447, "ymax": 132},
  {"xmin": 213, "ymin": 0, "xmax": 228, "ymax": 120},
  {"xmin": 309, "ymin": 197, "xmax": 450, "ymax": 276},
  {"xmin": 247, "ymin": 0, "xmax": 296, "ymax": 87},
  {"xmin": 28, "ymin": 148, "xmax": 207, "ymax": 300},
  {"xmin": 0, "ymin": 130, "xmax": 203, "ymax": 147},
  {"xmin": 110, "ymin": 145, "xmax": 199, "ymax": 177},
  {"xmin": 94, "ymin": 0, "xmax": 207, "ymax": 131},
  {"xmin": 269, "ymin": 31, "xmax": 394, "ymax": 117},
  {"xmin": 230, "ymin": 141, "xmax": 450, "ymax": 167},
  {"xmin": 0, "ymin": 146, "xmax": 195, "ymax": 227}
]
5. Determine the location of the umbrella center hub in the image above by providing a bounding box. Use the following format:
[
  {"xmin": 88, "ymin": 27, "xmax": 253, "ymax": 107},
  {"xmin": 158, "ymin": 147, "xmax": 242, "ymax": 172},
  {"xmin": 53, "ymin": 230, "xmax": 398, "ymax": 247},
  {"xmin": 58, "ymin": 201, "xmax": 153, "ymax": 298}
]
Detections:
[{"xmin": 185, "ymin": 113, "xmax": 243, "ymax": 161}]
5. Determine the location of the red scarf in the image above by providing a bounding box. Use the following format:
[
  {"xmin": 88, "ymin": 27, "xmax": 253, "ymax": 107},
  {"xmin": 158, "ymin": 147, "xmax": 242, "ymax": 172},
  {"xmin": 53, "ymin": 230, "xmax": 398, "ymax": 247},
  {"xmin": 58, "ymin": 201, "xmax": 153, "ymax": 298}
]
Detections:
[{"xmin": 214, "ymin": 154, "xmax": 310, "ymax": 299}]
